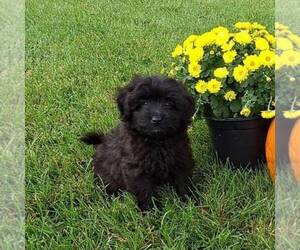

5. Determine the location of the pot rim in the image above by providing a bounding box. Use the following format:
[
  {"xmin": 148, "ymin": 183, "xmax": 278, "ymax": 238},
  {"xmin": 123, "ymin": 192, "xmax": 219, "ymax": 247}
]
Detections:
[{"xmin": 206, "ymin": 115, "xmax": 267, "ymax": 122}]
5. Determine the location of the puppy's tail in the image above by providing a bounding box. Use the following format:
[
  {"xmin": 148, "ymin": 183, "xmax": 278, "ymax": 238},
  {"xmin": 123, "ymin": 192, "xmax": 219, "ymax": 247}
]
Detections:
[{"xmin": 80, "ymin": 132, "xmax": 104, "ymax": 146}]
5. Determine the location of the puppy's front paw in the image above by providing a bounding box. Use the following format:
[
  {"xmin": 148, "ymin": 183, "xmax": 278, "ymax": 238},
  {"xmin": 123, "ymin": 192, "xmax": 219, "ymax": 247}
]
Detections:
[
  {"xmin": 175, "ymin": 183, "xmax": 194, "ymax": 201},
  {"xmin": 138, "ymin": 200, "xmax": 152, "ymax": 212}
]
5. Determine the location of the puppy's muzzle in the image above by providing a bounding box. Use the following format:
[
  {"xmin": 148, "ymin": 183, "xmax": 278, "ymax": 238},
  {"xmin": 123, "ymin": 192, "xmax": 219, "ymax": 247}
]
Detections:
[{"xmin": 151, "ymin": 114, "xmax": 163, "ymax": 124}]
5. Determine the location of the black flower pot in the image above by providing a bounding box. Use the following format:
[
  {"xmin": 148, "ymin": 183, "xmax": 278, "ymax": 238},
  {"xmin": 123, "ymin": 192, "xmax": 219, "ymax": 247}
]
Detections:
[{"xmin": 207, "ymin": 116, "xmax": 272, "ymax": 169}]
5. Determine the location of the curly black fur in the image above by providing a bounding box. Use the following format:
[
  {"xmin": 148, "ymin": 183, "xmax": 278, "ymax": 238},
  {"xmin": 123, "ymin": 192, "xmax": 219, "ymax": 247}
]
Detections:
[{"xmin": 82, "ymin": 75, "xmax": 195, "ymax": 210}]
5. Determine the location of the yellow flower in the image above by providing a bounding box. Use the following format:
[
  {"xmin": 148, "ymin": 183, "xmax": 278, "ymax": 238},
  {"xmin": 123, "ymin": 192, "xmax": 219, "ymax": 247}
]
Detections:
[
  {"xmin": 277, "ymin": 37, "xmax": 293, "ymax": 51},
  {"xmin": 212, "ymin": 26, "xmax": 230, "ymax": 46},
  {"xmin": 283, "ymin": 110, "xmax": 300, "ymax": 119},
  {"xmin": 280, "ymin": 50, "xmax": 300, "ymax": 67},
  {"xmin": 188, "ymin": 62, "xmax": 201, "ymax": 78},
  {"xmin": 223, "ymin": 50, "xmax": 237, "ymax": 63},
  {"xmin": 194, "ymin": 32, "xmax": 216, "ymax": 47},
  {"xmin": 256, "ymin": 30, "xmax": 268, "ymax": 36},
  {"xmin": 259, "ymin": 50, "xmax": 275, "ymax": 67},
  {"xmin": 234, "ymin": 31, "xmax": 252, "ymax": 44},
  {"xmin": 216, "ymin": 34, "xmax": 230, "ymax": 46},
  {"xmin": 188, "ymin": 47, "xmax": 204, "ymax": 62},
  {"xmin": 233, "ymin": 65, "xmax": 249, "ymax": 83},
  {"xmin": 221, "ymin": 40, "xmax": 235, "ymax": 51},
  {"xmin": 265, "ymin": 34, "xmax": 276, "ymax": 47},
  {"xmin": 288, "ymin": 34, "xmax": 300, "ymax": 48},
  {"xmin": 183, "ymin": 34, "xmax": 198, "ymax": 48},
  {"xmin": 243, "ymin": 55, "xmax": 261, "ymax": 71},
  {"xmin": 207, "ymin": 79, "xmax": 222, "ymax": 93},
  {"xmin": 240, "ymin": 107, "xmax": 251, "ymax": 117},
  {"xmin": 183, "ymin": 43, "xmax": 194, "ymax": 56},
  {"xmin": 275, "ymin": 22, "xmax": 289, "ymax": 31},
  {"xmin": 261, "ymin": 110, "xmax": 275, "ymax": 119},
  {"xmin": 171, "ymin": 44, "xmax": 183, "ymax": 58},
  {"xmin": 279, "ymin": 30, "xmax": 293, "ymax": 37},
  {"xmin": 224, "ymin": 91, "xmax": 237, "ymax": 102},
  {"xmin": 235, "ymin": 22, "xmax": 252, "ymax": 30},
  {"xmin": 255, "ymin": 37, "xmax": 270, "ymax": 50},
  {"xmin": 195, "ymin": 80, "xmax": 207, "ymax": 94},
  {"xmin": 252, "ymin": 22, "xmax": 266, "ymax": 30},
  {"xmin": 212, "ymin": 26, "xmax": 229, "ymax": 35},
  {"xmin": 214, "ymin": 67, "xmax": 229, "ymax": 78}
]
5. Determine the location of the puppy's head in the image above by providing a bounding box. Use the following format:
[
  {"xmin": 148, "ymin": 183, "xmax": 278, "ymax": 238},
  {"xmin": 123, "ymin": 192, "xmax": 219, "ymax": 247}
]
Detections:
[{"xmin": 117, "ymin": 76, "xmax": 195, "ymax": 137}]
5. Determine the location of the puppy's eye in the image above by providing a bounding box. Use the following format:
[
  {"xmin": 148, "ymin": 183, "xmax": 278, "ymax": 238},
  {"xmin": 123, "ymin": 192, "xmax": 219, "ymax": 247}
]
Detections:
[
  {"xmin": 142, "ymin": 101, "xmax": 149, "ymax": 106},
  {"xmin": 164, "ymin": 100, "xmax": 174, "ymax": 107}
]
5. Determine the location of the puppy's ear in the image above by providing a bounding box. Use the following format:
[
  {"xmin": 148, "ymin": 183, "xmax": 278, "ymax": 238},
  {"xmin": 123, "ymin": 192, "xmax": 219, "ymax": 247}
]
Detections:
[
  {"xmin": 117, "ymin": 85, "xmax": 131, "ymax": 119},
  {"xmin": 116, "ymin": 76, "xmax": 141, "ymax": 119},
  {"xmin": 185, "ymin": 94, "xmax": 196, "ymax": 121},
  {"xmin": 181, "ymin": 86, "xmax": 196, "ymax": 125}
]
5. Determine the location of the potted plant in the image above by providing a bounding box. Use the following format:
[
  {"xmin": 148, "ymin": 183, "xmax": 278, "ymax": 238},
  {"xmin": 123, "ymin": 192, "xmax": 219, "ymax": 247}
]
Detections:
[
  {"xmin": 168, "ymin": 22, "xmax": 275, "ymax": 168},
  {"xmin": 274, "ymin": 22, "xmax": 300, "ymax": 163}
]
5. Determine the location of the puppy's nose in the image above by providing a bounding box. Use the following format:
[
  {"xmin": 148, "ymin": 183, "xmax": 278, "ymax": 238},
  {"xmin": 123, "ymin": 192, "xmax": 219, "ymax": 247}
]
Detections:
[{"xmin": 151, "ymin": 115, "xmax": 162, "ymax": 124}]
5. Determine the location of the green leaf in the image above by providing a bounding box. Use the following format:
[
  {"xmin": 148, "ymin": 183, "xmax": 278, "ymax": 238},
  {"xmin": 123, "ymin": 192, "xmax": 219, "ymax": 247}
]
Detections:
[
  {"xmin": 210, "ymin": 95, "xmax": 219, "ymax": 109},
  {"xmin": 212, "ymin": 107, "xmax": 222, "ymax": 118},
  {"xmin": 227, "ymin": 77, "xmax": 234, "ymax": 84},
  {"xmin": 221, "ymin": 105, "xmax": 231, "ymax": 118},
  {"xmin": 230, "ymin": 99, "xmax": 242, "ymax": 113}
]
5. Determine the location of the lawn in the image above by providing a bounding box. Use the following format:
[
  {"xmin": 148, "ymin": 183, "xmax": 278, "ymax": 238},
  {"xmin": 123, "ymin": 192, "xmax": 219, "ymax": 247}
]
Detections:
[{"xmin": 26, "ymin": 0, "xmax": 275, "ymax": 249}]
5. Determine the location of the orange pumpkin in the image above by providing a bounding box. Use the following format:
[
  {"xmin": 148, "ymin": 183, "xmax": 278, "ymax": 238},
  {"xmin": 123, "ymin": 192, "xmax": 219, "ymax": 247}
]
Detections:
[
  {"xmin": 289, "ymin": 118, "xmax": 300, "ymax": 182},
  {"xmin": 265, "ymin": 119, "xmax": 276, "ymax": 182}
]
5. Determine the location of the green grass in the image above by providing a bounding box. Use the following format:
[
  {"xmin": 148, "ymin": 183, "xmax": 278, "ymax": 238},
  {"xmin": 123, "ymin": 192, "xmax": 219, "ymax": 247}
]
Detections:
[{"xmin": 26, "ymin": 0, "xmax": 275, "ymax": 249}]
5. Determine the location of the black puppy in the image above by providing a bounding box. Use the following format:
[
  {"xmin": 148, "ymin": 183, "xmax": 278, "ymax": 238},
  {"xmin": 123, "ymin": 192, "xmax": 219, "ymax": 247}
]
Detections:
[{"xmin": 82, "ymin": 76, "xmax": 195, "ymax": 210}]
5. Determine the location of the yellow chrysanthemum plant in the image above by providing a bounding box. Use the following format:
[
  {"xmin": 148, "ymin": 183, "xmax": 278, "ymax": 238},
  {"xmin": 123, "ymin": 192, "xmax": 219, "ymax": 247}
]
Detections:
[
  {"xmin": 275, "ymin": 22, "xmax": 300, "ymax": 119},
  {"xmin": 169, "ymin": 22, "xmax": 275, "ymax": 119}
]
